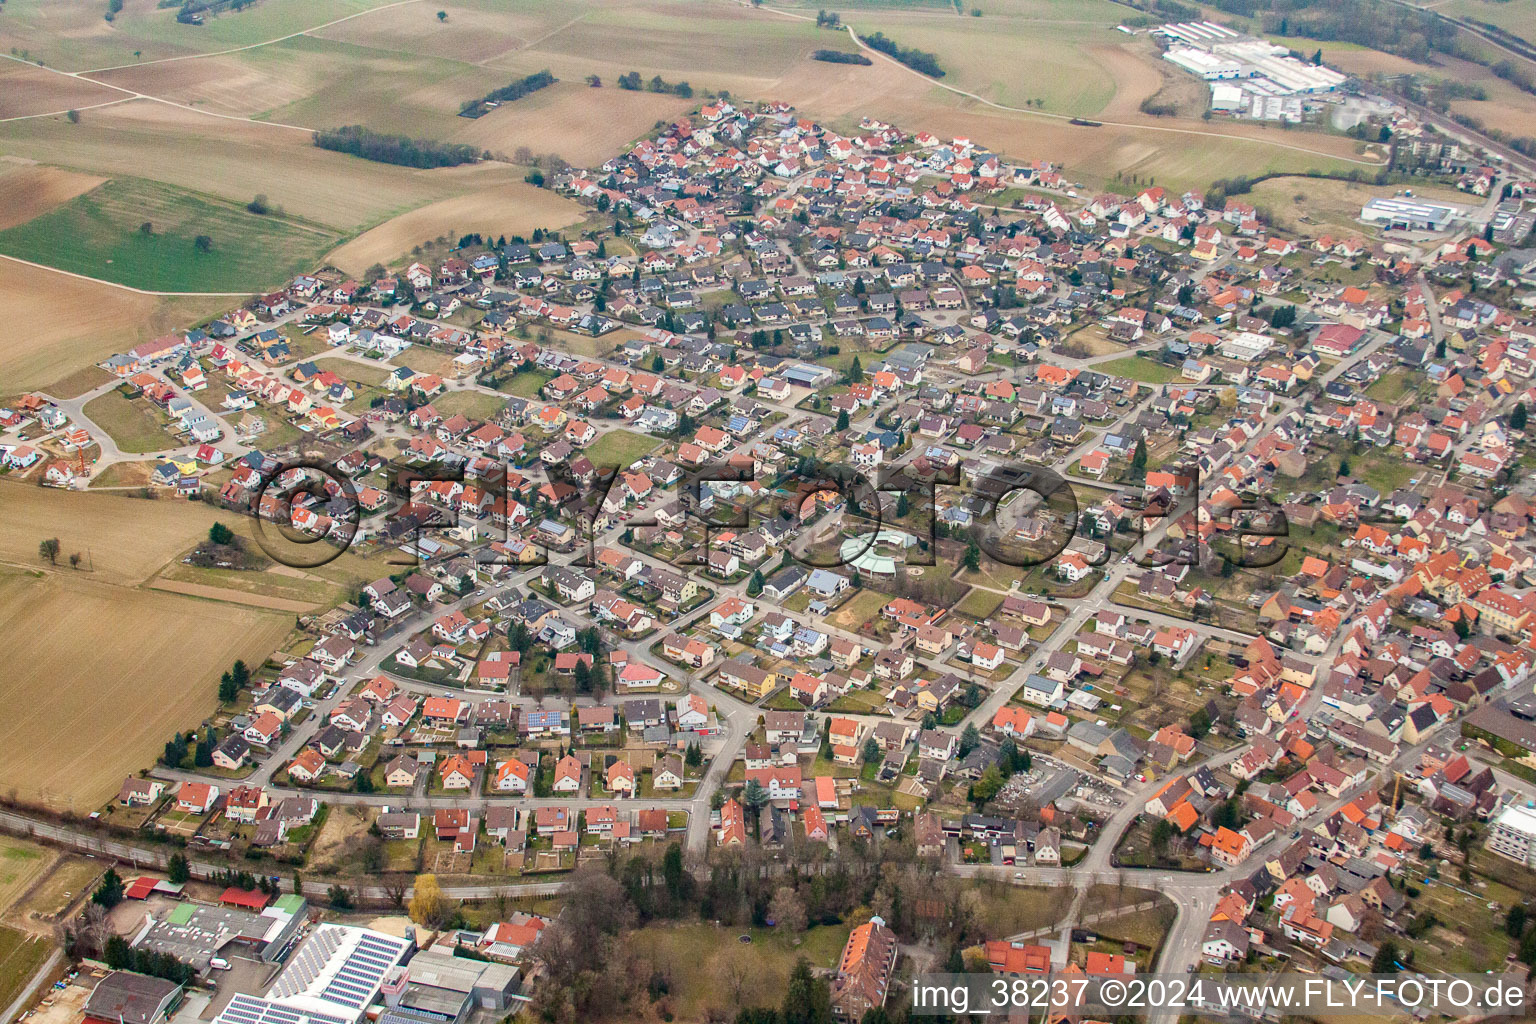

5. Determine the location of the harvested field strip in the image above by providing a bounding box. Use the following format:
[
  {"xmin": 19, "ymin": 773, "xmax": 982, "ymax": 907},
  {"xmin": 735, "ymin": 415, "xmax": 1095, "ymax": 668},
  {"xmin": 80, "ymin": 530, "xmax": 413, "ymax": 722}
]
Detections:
[
  {"xmin": 0, "ymin": 165, "xmax": 106, "ymax": 230},
  {"xmin": 146, "ymin": 579, "xmax": 321, "ymax": 612}
]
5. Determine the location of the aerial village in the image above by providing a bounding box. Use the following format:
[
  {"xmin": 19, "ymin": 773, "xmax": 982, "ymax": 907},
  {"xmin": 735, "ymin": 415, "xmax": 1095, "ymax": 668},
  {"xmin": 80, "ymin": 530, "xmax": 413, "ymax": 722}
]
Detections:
[{"xmin": 11, "ymin": 95, "xmax": 1536, "ymax": 1024}]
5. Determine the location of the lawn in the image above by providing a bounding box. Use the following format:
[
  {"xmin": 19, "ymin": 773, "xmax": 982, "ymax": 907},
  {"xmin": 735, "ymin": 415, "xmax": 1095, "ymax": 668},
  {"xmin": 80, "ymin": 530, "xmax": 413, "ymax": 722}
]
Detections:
[
  {"xmin": 1351, "ymin": 453, "xmax": 1416, "ymax": 495},
  {"xmin": 974, "ymin": 881, "xmax": 1076, "ymax": 938},
  {"xmin": 633, "ymin": 920, "xmax": 852, "ymax": 1020},
  {"xmin": 15, "ymin": 857, "xmax": 103, "ymax": 920},
  {"xmin": 493, "ymin": 368, "xmax": 556, "ymax": 398},
  {"xmin": 312, "ymin": 357, "xmax": 390, "ymax": 388},
  {"xmin": 953, "ymin": 586, "xmax": 1004, "ymax": 622},
  {"xmin": 1402, "ymin": 874, "xmax": 1519, "ymax": 974},
  {"xmin": 1097, "ymin": 356, "xmax": 1181, "ymax": 384},
  {"xmin": 83, "ymin": 389, "xmax": 181, "ymax": 454},
  {"xmin": 0, "ymin": 177, "xmax": 339, "ymax": 292},
  {"xmin": 1364, "ymin": 371, "xmax": 1417, "ymax": 403},
  {"xmin": 0, "ymin": 837, "xmax": 53, "ymax": 914},
  {"xmin": 431, "ymin": 389, "xmax": 508, "ymax": 422},
  {"xmin": 826, "ymin": 588, "xmax": 891, "ymax": 632},
  {"xmin": 584, "ymin": 428, "xmax": 661, "ymax": 469}
]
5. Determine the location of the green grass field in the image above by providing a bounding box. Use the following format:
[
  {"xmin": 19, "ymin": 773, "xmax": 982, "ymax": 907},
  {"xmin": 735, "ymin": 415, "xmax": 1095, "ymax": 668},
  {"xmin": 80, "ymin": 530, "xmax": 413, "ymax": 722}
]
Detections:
[
  {"xmin": 1097, "ymin": 356, "xmax": 1180, "ymax": 384},
  {"xmin": 953, "ymin": 586, "xmax": 1003, "ymax": 621},
  {"xmin": 851, "ymin": 9, "xmax": 1126, "ymax": 115},
  {"xmin": 494, "ymin": 369, "xmax": 556, "ymax": 397},
  {"xmin": 0, "ymin": 177, "xmax": 338, "ymax": 291},
  {"xmin": 83, "ymin": 390, "xmax": 182, "ymax": 453},
  {"xmin": 633, "ymin": 920, "xmax": 851, "ymax": 1020},
  {"xmin": 1364, "ymin": 371, "xmax": 1418, "ymax": 403},
  {"xmin": 432, "ymin": 389, "xmax": 509, "ymax": 422},
  {"xmin": 0, "ymin": 925, "xmax": 53, "ymax": 1014},
  {"xmin": 0, "ymin": 837, "xmax": 51, "ymax": 913},
  {"xmin": 0, "ymin": 0, "xmax": 402, "ymax": 70},
  {"xmin": 584, "ymin": 428, "xmax": 661, "ymax": 469}
]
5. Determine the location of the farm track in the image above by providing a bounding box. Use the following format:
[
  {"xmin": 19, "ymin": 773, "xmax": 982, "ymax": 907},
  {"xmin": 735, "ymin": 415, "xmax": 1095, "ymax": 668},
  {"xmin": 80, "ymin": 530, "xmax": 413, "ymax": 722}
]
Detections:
[{"xmin": 0, "ymin": 0, "xmax": 427, "ymax": 132}]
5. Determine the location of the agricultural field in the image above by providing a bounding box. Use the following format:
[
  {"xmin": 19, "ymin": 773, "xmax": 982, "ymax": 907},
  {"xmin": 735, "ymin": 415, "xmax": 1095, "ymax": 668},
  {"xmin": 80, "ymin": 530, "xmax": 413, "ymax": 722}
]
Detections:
[
  {"xmin": 0, "ymin": 482, "xmax": 239, "ymax": 585},
  {"xmin": 0, "ymin": 164, "xmax": 105, "ymax": 231},
  {"xmin": 845, "ymin": 5, "xmax": 1129, "ymax": 115},
  {"xmin": 452, "ymin": 80, "xmax": 694, "ymax": 168},
  {"xmin": 0, "ymin": 567, "xmax": 289, "ymax": 812},
  {"xmin": 0, "ymin": 100, "xmax": 540, "ymax": 236},
  {"xmin": 326, "ymin": 180, "xmax": 585, "ymax": 276},
  {"xmin": 0, "ymin": 176, "xmax": 339, "ymax": 292},
  {"xmin": 0, "ymin": 60, "xmax": 122, "ymax": 120},
  {"xmin": 0, "ymin": 259, "xmax": 231, "ymax": 394},
  {"xmin": 1427, "ymin": 0, "xmax": 1536, "ymax": 38},
  {"xmin": 0, "ymin": 0, "xmax": 403, "ymax": 70}
]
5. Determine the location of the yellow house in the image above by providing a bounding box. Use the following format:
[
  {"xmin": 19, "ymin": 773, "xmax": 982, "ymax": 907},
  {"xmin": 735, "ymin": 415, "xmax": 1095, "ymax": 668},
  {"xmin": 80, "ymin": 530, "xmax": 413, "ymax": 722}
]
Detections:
[{"xmin": 718, "ymin": 661, "xmax": 777, "ymax": 699}]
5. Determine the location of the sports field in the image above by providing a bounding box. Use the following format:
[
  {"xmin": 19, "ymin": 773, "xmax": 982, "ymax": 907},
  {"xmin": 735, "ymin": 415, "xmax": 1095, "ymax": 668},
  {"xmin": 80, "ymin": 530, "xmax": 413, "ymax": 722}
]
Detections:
[{"xmin": 0, "ymin": 176, "xmax": 339, "ymax": 292}]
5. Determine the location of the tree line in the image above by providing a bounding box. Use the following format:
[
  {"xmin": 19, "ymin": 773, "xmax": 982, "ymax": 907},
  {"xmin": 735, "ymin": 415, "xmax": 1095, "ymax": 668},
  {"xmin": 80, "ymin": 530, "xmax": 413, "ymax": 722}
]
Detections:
[
  {"xmin": 861, "ymin": 31, "xmax": 945, "ymax": 78},
  {"xmin": 616, "ymin": 71, "xmax": 693, "ymax": 97},
  {"xmin": 812, "ymin": 49, "xmax": 872, "ymax": 66},
  {"xmin": 313, "ymin": 126, "xmax": 482, "ymax": 168},
  {"xmin": 459, "ymin": 69, "xmax": 557, "ymax": 118},
  {"xmin": 510, "ymin": 834, "xmax": 1020, "ymax": 1022}
]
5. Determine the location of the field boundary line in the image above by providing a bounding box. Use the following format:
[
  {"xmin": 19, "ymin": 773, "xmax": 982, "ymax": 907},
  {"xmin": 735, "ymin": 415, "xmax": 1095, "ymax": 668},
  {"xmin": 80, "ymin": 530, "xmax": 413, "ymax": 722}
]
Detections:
[
  {"xmin": 0, "ymin": 254, "xmax": 253, "ymax": 296},
  {"xmin": 0, "ymin": 54, "xmax": 315, "ymax": 133},
  {"xmin": 0, "ymin": 98, "xmax": 135, "ymax": 124},
  {"xmin": 74, "ymin": 0, "xmax": 427, "ymax": 74},
  {"xmin": 475, "ymin": 11, "xmax": 592, "ymax": 67},
  {"xmin": 717, "ymin": 0, "xmax": 1385, "ymax": 167}
]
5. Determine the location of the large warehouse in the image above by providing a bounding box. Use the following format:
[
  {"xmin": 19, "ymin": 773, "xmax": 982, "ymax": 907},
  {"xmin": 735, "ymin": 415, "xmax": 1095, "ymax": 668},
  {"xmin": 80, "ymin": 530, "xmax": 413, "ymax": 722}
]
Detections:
[
  {"xmin": 1359, "ymin": 197, "xmax": 1470, "ymax": 232},
  {"xmin": 1156, "ymin": 21, "xmax": 1346, "ymax": 121}
]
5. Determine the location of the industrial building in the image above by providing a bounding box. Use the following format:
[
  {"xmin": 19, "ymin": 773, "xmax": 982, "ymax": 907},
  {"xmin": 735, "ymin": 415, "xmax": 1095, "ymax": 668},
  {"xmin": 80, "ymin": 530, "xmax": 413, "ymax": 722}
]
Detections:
[
  {"xmin": 1156, "ymin": 21, "xmax": 1346, "ymax": 122},
  {"xmin": 83, "ymin": 972, "xmax": 184, "ymax": 1024},
  {"xmin": 379, "ymin": 949, "xmax": 522, "ymax": 1024},
  {"xmin": 1487, "ymin": 801, "xmax": 1536, "ymax": 866},
  {"xmin": 210, "ymin": 922, "xmax": 524, "ymax": 1024},
  {"xmin": 130, "ymin": 894, "xmax": 307, "ymax": 972},
  {"xmin": 214, "ymin": 924, "xmax": 416, "ymax": 1024},
  {"xmin": 1359, "ymin": 197, "xmax": 1469, "ymax": 232}
]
